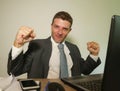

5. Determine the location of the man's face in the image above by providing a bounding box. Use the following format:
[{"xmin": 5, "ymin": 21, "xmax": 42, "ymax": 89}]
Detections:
[{"xmin": 51, "ymin": 18, "xmax": 71, "ymax": 43}]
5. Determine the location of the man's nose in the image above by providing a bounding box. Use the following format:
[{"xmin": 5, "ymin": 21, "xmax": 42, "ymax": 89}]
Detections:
[{"xmin": 58, "ymin": 29, "xmax": 63, "ymax": 34}]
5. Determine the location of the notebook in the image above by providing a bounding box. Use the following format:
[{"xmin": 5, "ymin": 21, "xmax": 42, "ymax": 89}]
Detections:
[{"xmin": 61, "ymin": 15, "xmax": 120, "ymax": 91}]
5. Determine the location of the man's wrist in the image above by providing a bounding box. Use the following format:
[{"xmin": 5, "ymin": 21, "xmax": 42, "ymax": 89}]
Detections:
[
  {"xmin": 11, "ymin": 45, "xmax": 23, "ymax": 60},
  {"xmin": 89, "ymin": 54, "xmax": 99, "ymax": 62}
]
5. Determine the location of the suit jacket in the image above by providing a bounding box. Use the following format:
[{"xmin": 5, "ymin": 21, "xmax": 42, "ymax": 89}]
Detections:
[{"xmin": 7, "ymin": 37, "xmax": 101, "ymax": 78}]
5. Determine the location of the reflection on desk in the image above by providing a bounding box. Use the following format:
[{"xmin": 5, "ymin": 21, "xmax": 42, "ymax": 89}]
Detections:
[{"xmin": 34, "ymin": 78, "xmax": 76, "ymax": 91}]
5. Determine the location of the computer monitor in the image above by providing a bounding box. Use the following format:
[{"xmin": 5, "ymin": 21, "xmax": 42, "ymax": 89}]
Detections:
[{"xmin": 102, "ymin": 15, "xmax": 120, "ymax": 91}]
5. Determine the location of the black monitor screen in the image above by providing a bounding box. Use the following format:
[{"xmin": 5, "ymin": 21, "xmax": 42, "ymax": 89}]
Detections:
[{"xmin": 102, "ymin": 15, "xmax": 120, "ymax": 91}]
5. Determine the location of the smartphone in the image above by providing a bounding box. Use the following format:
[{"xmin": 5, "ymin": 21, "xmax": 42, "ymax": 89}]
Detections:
[{"xmin": 19, "ymin": 79, "xmax": 40, "ymax": 91}]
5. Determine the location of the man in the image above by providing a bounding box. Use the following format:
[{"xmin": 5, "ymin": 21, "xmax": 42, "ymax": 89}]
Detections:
[{"xmin": 7, "ymin": 11, "xmax": 101, "ymax": 79}]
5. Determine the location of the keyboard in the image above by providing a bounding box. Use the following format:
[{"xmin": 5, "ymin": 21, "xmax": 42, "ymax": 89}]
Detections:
[
  {"xmin": 76, "ymin": 79, "xmax": 102, "ymax": 91},
  {"xmin": 61, "ymin": 74, "xmax": 103, "ymax": 91}
]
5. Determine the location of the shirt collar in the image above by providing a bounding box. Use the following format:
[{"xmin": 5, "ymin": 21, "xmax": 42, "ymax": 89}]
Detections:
[
  {"xmin": 51, "ymin": 36, "xmax": 65, "ymax": 46},
  {"xmin": 51, "ymin": 36, "xmax": 70, "ymax": 54}
]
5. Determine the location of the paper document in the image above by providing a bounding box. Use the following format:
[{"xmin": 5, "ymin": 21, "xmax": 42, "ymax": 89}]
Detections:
[{"xmin": 0, "ymin": 75, "xmax": 22, "ymax": 91}]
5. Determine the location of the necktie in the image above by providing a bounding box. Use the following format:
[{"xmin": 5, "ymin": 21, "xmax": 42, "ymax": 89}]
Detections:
[{"xmin": 58, "ymin": 44, "xmax": 69, "ymax": 78}]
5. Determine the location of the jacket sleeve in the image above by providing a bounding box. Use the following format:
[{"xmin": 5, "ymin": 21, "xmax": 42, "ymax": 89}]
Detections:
[
  {"xmin": 7, "ymin": 47, "xmax": 34, "ymax": 76},
  {"xmin": 81, "ymin": 55, "xmax": 101, "ymax": 75},
  {"xmin": 7, "ymin": 49, "xmax": 24, "ymax": 76}
]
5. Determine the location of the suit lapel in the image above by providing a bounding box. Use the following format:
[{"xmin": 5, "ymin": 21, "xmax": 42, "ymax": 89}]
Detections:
[
  {"xmin": 42, "ymin": 37, "xmax": 52, "ymax": 77},
  {"xmin": 65, "ymin": 41, "xmax": 74, "ymax": 59}
]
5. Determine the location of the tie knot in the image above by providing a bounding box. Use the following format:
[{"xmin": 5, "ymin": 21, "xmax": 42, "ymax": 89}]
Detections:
[{"xmin": 58, "ymin": 44, "xmax": 64, "ymax": 49}]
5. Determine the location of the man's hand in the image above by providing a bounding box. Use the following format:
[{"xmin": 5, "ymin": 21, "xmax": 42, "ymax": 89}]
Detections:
[
  {"xmin": 14, "ymin": 26, "xmax": 36, "ymax": 48},
  {"xmin": 87, "ymin": 41, "xmax": 100, "ymax": 56}
]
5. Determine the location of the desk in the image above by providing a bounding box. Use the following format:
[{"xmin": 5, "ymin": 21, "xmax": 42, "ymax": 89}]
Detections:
[{"xmin": 34, "ymin": 78, "xmax": 76, "ymax": 91}]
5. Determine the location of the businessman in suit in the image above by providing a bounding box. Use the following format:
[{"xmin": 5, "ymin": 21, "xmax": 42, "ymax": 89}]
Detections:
[{"xmin": 7, "ymin": 11, "xmax": 101, "ymax": 78}]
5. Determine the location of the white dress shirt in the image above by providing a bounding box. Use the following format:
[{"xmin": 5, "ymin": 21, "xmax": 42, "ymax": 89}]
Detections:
[{"xmin": 47, "ymin": 37, "xmax": 73, "ymax": 79}]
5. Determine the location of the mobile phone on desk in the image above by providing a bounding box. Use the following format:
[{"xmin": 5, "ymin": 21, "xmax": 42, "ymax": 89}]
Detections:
[{"xmin": 19, "ymin": 79, "xmax": 40, "ymax": 91}]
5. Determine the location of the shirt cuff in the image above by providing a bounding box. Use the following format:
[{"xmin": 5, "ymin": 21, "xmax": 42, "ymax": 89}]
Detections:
[
  {"xmin": 89, "ymin": 54, "xmax": 99, "ymax": 62},
  {"xmin": 12, "ymin": 45, "xmax": 23, "ymax": 60}
]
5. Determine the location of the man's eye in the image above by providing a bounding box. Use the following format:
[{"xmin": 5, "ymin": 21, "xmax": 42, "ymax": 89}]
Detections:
[
  {"xmin": 54, "ymin": 25, "xmax": 59, "ymax": 28},
  {"xmin": 63, "ymin": 28, "xmax": 69, "ymax": 31}
]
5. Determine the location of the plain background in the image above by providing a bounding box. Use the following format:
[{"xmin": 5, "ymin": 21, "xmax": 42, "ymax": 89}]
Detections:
[{"xmin": 0, "ymin": 0, "xmax": 120, "ymax": 78}]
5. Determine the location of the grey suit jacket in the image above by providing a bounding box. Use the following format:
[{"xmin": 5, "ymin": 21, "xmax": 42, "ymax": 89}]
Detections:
[{"xmin": 7, "ymin": 37, "xmax": 101, "ymax": 78}]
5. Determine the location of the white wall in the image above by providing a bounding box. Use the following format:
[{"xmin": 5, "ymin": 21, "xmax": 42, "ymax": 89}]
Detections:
[{"xmin": 0, "ymin": 0, "xmax": 120, "ymax": 77}]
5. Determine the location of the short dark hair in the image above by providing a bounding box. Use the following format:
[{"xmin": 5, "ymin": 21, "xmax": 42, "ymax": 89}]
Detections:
[{"xmin": 52, "ymin": 11, "xmax": 73, "ymax": 27}]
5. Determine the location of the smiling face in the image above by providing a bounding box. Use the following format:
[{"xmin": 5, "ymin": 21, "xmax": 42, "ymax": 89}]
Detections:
[{"xmin": 51, "ymin": 18, "xmax": 71, "ymax": 43}]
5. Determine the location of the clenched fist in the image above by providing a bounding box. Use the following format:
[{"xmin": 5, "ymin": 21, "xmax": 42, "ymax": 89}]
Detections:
[
  {"xmin": 87, "ymin": 41, "xmax": 100, "ymax": 56},
  {"xmin": 14, "ymin": 26, "xmax": 36, "ymax": 48}
]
